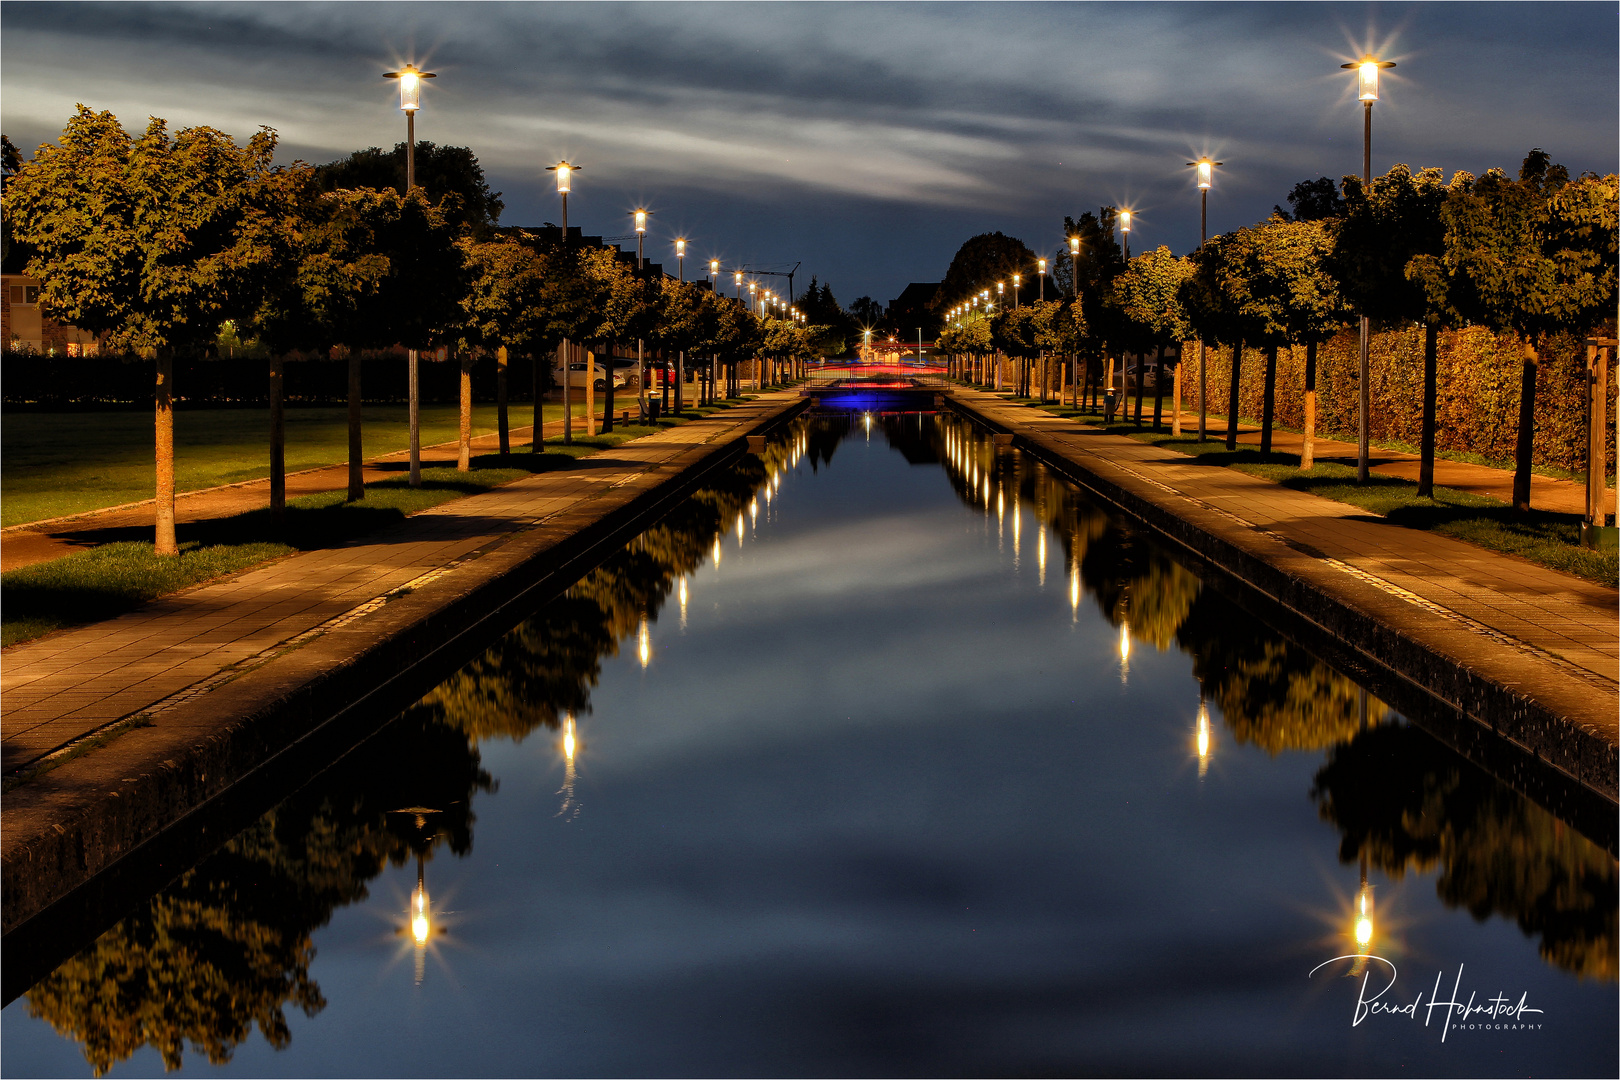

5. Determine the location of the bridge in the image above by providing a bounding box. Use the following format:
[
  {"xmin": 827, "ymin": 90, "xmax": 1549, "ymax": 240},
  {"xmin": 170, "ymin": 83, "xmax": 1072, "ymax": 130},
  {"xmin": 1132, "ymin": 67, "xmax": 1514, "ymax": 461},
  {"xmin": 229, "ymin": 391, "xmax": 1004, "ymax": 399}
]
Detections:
[{"xmin": 801, "ymin": 360, "xmax": 948, "ymax": 408}]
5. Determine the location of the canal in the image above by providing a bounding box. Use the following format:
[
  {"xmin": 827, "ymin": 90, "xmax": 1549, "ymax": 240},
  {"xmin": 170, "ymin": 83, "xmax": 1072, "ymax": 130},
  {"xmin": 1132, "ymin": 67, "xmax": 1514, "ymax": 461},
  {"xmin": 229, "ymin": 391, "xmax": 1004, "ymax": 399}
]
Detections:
[{"xmin": 3, "ymin": 407, "xmax": 1615, "ymax": 1077}]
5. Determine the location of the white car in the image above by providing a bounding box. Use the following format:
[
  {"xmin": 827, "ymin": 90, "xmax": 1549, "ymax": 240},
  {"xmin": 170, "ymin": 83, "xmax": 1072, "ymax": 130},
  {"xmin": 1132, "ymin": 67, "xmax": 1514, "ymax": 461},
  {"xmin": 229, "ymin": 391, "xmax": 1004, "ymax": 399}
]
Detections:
[{"xmin": 553, "ymin": 359, "xmax": 627, "ymax": 393}]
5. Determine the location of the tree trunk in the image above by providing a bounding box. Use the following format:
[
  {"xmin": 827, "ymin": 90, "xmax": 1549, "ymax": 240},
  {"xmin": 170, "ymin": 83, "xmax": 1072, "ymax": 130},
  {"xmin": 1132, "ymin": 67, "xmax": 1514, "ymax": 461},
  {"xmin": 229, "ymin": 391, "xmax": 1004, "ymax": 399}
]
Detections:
[
  {"xmin": 586, "ymin": 343, "xmax": 597, "ymax": 436},
  {"xmin": 1301, "ymin": 340, "xmax": 1318, "ymax": 470},
  {"xmin": 407, "ymin": 348, "xmax": 420, "ymax": 488},
  {"xmin": 676, "ymin": 350, "xmax": 684, "ymax": 414},
  {"xmin": 560, "ymin": 340, "xmax": 572, "ymax": 446},
  {"xmin": 534, "ymin": 345, "xmax": 546, "ymax": 451},
  {"xmin": 1512, "ymin": 338, "xmax": 1539, "ymax": 512},
  {"xmin": 348, "ymin": 352, "xmax": 364, "ymax": 500},
  {"xmin": 496, "ymin": 345, "xmax": 509, "ymax": 458},
  {"xmin": 1171, "ymin": 351, "xmax": 1182, "ymax": 435},
  {"xmin": 458, "ymin": 350, "xmax": 473, "ymax": 470},
  {"xmin": 1152, "ymin": 350, "xmax": 1166, "ymax": 431},
  {"xmin": 1418, "ymin": 322, "xmax": 1439, "ymax": 498},
  {"xmin": 1260, "ymin": 345, "xmax": 1278, "ymax": 455},
  {"xmin": 1134, "ymin": 352, "xmax": 1146, "ymax": 426},
  {"xmin": 602, "ymin": 341, "xmax": 616, "ymax": 433},
  {"xmin": 1225, "ymin": 339, "xmax": 1244, "ymax": 450},
  {"xmin": 269, "ymin": 354, "xmax": 285, "ymax": 521},
  {"xmin": 155, "ymin": 352, "xmax": 178, "ymax": 556}
]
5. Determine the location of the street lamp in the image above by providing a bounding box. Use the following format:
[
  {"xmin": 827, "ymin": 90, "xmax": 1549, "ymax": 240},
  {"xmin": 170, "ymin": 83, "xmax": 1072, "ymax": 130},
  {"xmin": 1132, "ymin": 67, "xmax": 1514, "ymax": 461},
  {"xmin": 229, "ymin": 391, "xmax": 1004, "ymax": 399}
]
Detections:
[
  {"xmin": 1012, "ymin": 273, "xmax": 1021, "ymax": 310},
  {"xmin": 1187, "ymin": 157, "xmax": 1223, "ymax": 441},
  {"xmin": 1342, "ymin": 55, "xmax": 1395, "ymax": 483},
  {"xmin": 631, "ymin": 208, "xmax": 650, "ymax": 268},
  {"xmin": 383, "ymin": 64, "xmax": 435, "ymax": 191},
  {"xmin": 546, "ymin": 160, "xmax": 580, "ymax": 232},
  {"xmin": 675, "ymin": 237, "xmax": 686, "ymax": 280},
  {"xmin": 709, "ymin": 257, "xmax": 719, "ymax": 278},
  {"xmin": 384, "ymin": 63, "xmax": 437, "ymax": 489},
  {"xmin": 1118, "ymin": 209, "xmax": 1132, "ymax": 261},
  {"xmin": 1037, "ymin": 258, "xmax": 1047, "ymax": 302},
  {"xmin": 1068, "ymin": 236, "xmax": 1081, "ymax": 406}
]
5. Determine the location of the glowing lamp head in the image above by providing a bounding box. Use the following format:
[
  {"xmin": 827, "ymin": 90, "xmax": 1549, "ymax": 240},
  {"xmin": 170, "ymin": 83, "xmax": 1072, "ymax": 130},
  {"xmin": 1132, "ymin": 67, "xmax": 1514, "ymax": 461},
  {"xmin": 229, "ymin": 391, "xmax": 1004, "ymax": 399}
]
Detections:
[
  {"xmin": 548, "ymin": 161, "xmax": 578, "ymax": 195},
  {"xmin": 1012, "ymin": 273, "xmax": 1021, "ymax": 287},
  {"xmin": 675, "ymin": 237, "xmax": 686, "ymax": 258},
  {"xmin": 634, "ymin": 208, "xmax": 648, "ymax": 233},
  {"xmin": 1038, "ymin": 258, "xmax": 1047, "ymax": 274},
  {"xmin": 1191, "ymin": 159, "xmax": 1214, "ymax": 189},
  {"xmin": 387, "ymin": 65, "xmax": 434, "ymax": 112},
  {"xmin": 1119, "ymin": 209, "xmax": 1132, "ymax": 233},
  {"xmin": 710, "ymin": 258, "xmax": 719, "ymax": 275},
  {"xmin": 735, "ymin": 270, "xmax": 743, "ymax": 285},
  {"xmin": 997, "ymin": 281, "xmax": 1004, "ymax": 294},
  {"xmin": 1069, "ymin": 236, "xmax": 1080, "ymax": 256},
  {"xmin": 749, "ymin": 281, "xmax": 757, "ymax": 294}
]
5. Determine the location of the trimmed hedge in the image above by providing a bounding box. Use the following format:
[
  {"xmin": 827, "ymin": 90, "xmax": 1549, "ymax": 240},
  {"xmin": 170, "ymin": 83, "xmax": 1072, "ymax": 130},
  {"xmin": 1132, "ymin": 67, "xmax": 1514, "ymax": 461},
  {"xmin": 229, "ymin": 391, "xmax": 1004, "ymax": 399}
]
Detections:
[{"xmin": 1184, "ymin": 325, "xmax": 1614, "ymax": 477}]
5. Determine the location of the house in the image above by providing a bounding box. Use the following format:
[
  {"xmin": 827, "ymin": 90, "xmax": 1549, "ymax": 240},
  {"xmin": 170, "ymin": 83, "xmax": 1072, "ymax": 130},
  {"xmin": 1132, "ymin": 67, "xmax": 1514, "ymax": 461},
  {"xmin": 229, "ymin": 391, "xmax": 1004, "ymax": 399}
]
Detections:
[{"xmin": 2, "ymin": 273, "xmax": 101, "ymax": 355}]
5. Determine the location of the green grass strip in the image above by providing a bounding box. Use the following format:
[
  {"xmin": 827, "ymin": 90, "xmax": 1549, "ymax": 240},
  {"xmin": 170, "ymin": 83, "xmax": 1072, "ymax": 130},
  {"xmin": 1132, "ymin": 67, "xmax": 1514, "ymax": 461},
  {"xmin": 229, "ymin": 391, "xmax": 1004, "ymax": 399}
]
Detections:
[{"xmin": 1, "ymin": 409, "xmax": 724, "ymax": 647}]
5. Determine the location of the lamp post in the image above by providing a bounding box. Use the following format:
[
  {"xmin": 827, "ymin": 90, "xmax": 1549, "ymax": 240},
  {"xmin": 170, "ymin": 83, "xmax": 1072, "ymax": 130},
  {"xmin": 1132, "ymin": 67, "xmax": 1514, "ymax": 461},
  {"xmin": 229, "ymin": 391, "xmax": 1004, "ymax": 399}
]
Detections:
[
  {"xmin": 673, "ymin": 238, "xmax": 687, "ymax": 413},
  {"xmin": 1037, "ymin": 258, "xmax": 1047, "ymax": 302},
  {"xmin": 632, "ymin": 209, "xmax": 651, "ymax": 422},
  {"xmin": 1118, "ymin": 209, "xmax": 1132, "ymax": 262},
  {"xmin": 1342, "ymin": 55, "xmax": 1395, "ymax": 483},
  {"xmin": 1068, "ymin": 236, "xmax": 1080, "ymax": 407},
  {"xmin": 547, "ymin": 160, "xmax": 581, "ymax": 444},
  {"xmin": 1188, "ymin": 157, "xmax": 1222, "ymax": 441},
  {"xmin": 1012, "ymin": 273, "xmax": 1021, "ymax": 310},
  {"xmin": 385, "ymin": 64, "xmax": 436, "ymax": 487}
]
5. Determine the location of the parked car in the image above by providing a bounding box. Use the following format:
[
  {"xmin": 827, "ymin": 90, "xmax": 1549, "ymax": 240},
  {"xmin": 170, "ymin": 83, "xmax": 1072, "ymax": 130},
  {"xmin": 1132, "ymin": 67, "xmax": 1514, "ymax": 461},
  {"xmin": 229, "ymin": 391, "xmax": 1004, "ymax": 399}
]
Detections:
[{"xmin": 552, "ymin": 358, "xmax": 626, "ymax": 393}]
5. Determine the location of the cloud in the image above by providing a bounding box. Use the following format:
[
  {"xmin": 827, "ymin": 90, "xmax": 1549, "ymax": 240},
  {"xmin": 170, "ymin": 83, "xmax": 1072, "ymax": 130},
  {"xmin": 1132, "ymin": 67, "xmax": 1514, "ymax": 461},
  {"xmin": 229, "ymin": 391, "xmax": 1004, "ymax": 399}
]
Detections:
[{"xmin": 3, "ymin": 2, "xmax": 1614, "ymax": 302}]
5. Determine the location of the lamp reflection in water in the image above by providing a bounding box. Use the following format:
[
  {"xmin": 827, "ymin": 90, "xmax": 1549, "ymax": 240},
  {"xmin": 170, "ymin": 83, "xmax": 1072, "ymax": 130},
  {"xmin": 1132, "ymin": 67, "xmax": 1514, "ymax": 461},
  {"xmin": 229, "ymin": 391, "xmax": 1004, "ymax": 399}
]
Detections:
[
  {"xmin": 1037, "ymin": 527, "xmax": 1046, "ymax": 586},
  {"xmin": 638, "ymin": 616, "xmax": 651, "ymax": 668},
  {"xmin": 557, "ymin": 711, "xmax": 581, "ymax": 820},
  {"xmin": 736, "ymin": 512, "xmax": 745, "ymax": 547},
  {"xmin": 1118, "ymin": 621, "xmax": 1131, "ymax": 684},
  {"xmin": 864, "ymin": 411, "xmax": 872, "ymax": 440},
  {"xmin": 679, "ymin": 576, "xmax": 689, "ymax": 629},
  {"xmin": 712, "ymin": 536, "xmax": 722, "ymax": 567},
  {"xmin": 1349, "ymin": 854, "xmax": 1376, "ymax": 976},
  {"xmin": 1195, "ymin": 695, "xmax": 1212, "ymax": 777},
  {"xmin": 749, "ymin": 497, "xmax": 759, "ymax": 527},
  {"xmin": 409, "ymin": 857, "xmax": 431, "ymax": 984},
  {"xmin": 1069, "ymin": 559, "xmax": 1080, "ymax": 619}
]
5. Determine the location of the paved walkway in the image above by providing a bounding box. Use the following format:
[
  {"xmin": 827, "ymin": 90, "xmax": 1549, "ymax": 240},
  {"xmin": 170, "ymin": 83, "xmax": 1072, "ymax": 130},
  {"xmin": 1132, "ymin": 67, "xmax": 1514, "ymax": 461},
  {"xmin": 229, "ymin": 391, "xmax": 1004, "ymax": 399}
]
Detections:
[
  {"xmin": 1062, "ymin": 399, "xmax": 1612, "ymax": 517},
  {"xmin": 0, "ymin": 405, "xmax": 646, "ymax": 572},
  {"xmin": 950, "ymin": 387, "xmax": 1617, "ymax": 761},
  {"xmin": 0, "ymin": 393, "xmax": 795, "ymax": 775}
]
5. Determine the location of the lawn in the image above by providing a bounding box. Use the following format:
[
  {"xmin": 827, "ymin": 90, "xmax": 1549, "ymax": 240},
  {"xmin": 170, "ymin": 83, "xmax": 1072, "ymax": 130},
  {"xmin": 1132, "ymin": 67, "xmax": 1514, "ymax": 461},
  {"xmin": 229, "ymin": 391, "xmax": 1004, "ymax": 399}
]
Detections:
[
  {"xmin": 1019, "ymin": 399, "xmax": 1619, "ymax": 586},
  {"xmin": 0, "ymin": 402, "xmax": 598, "ymax": 526},
  {"xmin": 1, "ymin": 401, "xmax": 744, "ymax": 647}
]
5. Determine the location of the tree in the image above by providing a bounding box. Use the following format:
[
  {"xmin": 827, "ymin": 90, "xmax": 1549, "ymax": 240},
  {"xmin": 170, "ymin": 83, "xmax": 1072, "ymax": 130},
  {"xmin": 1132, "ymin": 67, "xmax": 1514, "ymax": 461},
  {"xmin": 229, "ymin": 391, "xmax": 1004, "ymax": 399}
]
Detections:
[
  {"xmin": 1273, "ymin": 177, "xmax": 1346, "ymax": 222},
  {"xmin": 1108, "ymin": 247, "xmax": 1192, "ymax": 430},
  {"xmin": 933, "ymin": 232, "xmax": 1037, "ymax": 314},
  {"xmin": 847, "ymin": 295, "xmax": 885, "ymax": 330},
  {"xmin": 455, "ymin": 234, "xmax": 548, "ymax": 462},
  {"xmin": 1330, "ymin": 164, "xmax": 1449, "ymax": 483},
  {"xmin": 1228, "ymin": 216, "xmax": 1346, "ymax": 454},
  {"xmin": 1180, "ymin": 232, "xmax": 1249, "ymax": 448},
  {"xmin": 315, "ymin": 142, "xmax": 503, "ymax": 237},
  {"xmin": 1409, "ymin": 151, "xmax": 1618, "ymax": 511},
  {"xmin": 795, "ymin": 277, "xmax": 854, "ymax": 357},
  {"xmin": 4, "ymin": 107, "xmax": 289, "ymax": 554}
]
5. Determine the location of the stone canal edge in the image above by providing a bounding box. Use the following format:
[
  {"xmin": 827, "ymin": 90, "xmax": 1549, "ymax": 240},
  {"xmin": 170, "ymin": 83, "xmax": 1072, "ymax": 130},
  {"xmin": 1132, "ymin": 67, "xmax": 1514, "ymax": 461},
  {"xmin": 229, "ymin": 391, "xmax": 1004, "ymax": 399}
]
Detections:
[
  {"xmin": 945, "ymin": 389, "xmax": 1618, "ymax": 815},
  {"xmin": 1, "ymin": 395, "xmax": 808, "ymax": 944}
]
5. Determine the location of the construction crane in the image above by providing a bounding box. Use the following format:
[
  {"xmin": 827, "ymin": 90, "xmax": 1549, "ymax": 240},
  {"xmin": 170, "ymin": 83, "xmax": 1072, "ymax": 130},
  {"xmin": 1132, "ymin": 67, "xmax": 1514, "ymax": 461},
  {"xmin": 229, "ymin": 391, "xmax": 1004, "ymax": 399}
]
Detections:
[{"xmin": 738, "ymin": 262, "xmax": 802, "ymax": 313}]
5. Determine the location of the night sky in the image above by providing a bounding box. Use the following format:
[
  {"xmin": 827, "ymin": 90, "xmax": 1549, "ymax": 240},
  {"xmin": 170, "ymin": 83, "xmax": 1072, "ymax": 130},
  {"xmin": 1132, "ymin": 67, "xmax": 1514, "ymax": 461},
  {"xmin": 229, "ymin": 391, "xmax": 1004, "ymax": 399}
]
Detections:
[{"xmin": 3, "ymin": 2, "xmax": 1615, "ymax": 306}]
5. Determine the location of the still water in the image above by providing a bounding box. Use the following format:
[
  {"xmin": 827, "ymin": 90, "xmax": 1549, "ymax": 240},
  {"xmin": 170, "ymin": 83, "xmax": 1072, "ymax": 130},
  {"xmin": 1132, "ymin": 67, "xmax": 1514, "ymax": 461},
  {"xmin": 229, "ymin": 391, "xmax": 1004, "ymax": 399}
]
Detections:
[{"xmin": 4, "ymin": 409, "xmax": 1616, "ymax": 1078}]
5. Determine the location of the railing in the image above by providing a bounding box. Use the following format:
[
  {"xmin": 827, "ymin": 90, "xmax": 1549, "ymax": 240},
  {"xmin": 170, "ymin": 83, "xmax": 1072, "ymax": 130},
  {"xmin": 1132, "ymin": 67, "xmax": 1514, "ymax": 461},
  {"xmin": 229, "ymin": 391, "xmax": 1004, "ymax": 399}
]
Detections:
[{"xmin": 802, "ymin": 362, "xmax": 950, "ymax": 390}]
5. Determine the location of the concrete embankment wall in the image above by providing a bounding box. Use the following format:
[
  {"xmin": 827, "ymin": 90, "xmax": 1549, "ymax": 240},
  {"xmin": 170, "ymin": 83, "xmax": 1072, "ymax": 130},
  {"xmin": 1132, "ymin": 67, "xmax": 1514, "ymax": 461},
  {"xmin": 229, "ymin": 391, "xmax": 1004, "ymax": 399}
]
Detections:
[
  {"xmin": 946, "ymin": 394, "xmax": 1618, "ymax": 825},
  {"xmin": 1, "ymin": 399, "xmax": 807, "ymax": 964}
]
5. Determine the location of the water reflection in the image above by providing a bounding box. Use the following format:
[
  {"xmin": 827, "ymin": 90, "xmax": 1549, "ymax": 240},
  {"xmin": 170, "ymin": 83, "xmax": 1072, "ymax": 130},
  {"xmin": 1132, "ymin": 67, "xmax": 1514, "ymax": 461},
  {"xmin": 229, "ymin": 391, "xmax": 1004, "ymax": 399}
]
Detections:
[
  {"xmin": 14, "ymin": 411, "xmax": 1614, "ymax": 1076},
  {"xmin": 23, "ymin": 707, "xmax": 492, "ymax": 1075}
]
